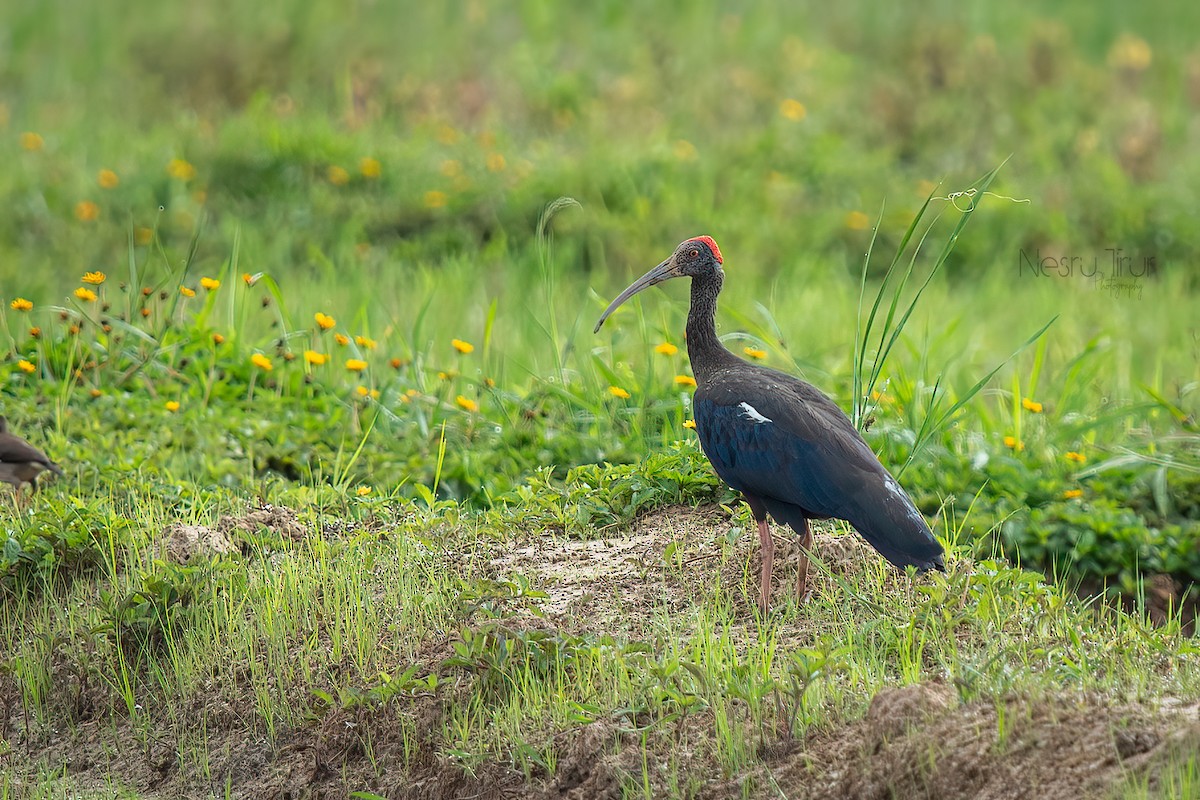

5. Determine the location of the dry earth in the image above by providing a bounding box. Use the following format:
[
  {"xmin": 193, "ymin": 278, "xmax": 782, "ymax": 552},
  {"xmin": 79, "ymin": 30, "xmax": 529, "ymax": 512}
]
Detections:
[{"xmin": 2, "ymin": 505, "xmax": 1196, "ymax": 799}]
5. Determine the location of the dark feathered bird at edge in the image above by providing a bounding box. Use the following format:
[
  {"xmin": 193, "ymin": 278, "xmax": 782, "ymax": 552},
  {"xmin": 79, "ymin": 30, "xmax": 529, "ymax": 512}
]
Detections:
[
  {"xmin": 595, "ymin": 236, "xmax": 944, "ymax": 613},
  {"xmin": 0, "ymin": 416, "xmax": 65, "ymax": 505}
]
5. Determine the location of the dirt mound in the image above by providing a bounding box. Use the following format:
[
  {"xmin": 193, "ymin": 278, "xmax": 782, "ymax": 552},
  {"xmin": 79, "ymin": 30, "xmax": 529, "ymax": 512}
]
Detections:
[
  {"xmin": 493, "ymin": 504, "xmax": 869, "ymax": 634},
  {"xmin": 156, "ymin": 504, "xmax": 308, "ymax": 564},
  {"xmin": 706, "ymin": 686, "xmax": 1200, "ymax": 800},
  {"xmin": 217, "ymin": 503, "xmax": 306, "ymax": 541},
  {"xmin": 161, "ymin": 522, "xmax": 236, "ymax": 563}
]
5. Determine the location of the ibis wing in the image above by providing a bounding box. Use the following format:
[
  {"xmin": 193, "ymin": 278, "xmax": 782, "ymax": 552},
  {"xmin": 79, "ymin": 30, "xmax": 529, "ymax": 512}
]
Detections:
[
  {"xmin": 693, "ymin": 392, "xmax": 872, "ymax": 520},
  {"xmin": 693, "ymin": 377, "xmax": 943, "ymax": 569}
]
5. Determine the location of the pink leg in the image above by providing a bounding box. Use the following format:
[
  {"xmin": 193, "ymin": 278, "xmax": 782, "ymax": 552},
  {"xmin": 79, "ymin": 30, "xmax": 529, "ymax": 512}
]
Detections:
[
  {"xmin": 796, "ymin": 518, "xmax": 814, "ymax": 602},
  {"xmin": 758, "ymin": 518, "xmax": 775, "ymax": 614}
]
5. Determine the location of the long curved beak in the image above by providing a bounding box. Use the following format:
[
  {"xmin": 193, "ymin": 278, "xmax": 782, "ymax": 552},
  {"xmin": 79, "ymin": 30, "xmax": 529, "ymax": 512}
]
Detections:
[{"xmin": 594, "ymin": 257, "xmax": 678, "ymax": 333}]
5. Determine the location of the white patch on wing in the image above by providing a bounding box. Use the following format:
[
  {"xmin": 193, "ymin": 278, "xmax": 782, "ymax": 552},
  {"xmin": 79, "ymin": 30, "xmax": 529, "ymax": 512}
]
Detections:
[
  {"xmin": 738, "ymin": 402, "xmax": 773, "ymax": 424},
  {"xmin": 885, "ymin": 476, "xmax": 926, "ymax": 525}
]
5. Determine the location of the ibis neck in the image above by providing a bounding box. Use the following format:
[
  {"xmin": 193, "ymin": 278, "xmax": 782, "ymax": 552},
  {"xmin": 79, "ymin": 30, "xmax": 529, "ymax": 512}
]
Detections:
[{"xmin": 686, "ymin": 270, "xmax": 737, "ymax": 385}]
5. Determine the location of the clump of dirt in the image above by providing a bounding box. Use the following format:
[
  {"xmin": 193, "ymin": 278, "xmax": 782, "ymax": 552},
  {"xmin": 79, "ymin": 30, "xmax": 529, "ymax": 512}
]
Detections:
[
  {"xmin": 217, "ymin": 503, "xmax": 306, "ymax": 541},
  {"xmin": 161, "ymin": 523, "xmax": 235, "ymax": 563},
  {"xmin": 547, "ymin": 720, "xmax": 632, "ymax": 799},
  {"xmin": 863, "ymin": 681, "xmax": 957, "ymax": 742},
  {"xmin": 156, "ymin": 504, "xmax": 307, "ymax": 564}
]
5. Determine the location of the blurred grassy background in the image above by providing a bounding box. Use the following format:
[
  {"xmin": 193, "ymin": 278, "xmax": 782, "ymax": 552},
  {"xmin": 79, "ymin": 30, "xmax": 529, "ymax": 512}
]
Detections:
[{"xmin": 2, "ymin": 0, "xmax": 1197, "ymax": 383}]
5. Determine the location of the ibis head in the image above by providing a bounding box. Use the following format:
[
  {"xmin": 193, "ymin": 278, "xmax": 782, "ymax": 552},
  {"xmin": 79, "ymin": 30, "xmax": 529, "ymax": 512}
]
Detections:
[{"xmin": 594, "ymin": 236, "xmax": 724, "ymax": 333}]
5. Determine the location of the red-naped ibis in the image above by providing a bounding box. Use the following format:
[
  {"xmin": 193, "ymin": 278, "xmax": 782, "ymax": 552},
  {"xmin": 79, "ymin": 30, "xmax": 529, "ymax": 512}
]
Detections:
[
  {"xmin": 0, "ymin": 416, "xmax": 64, "ymax": 503},
  {"xmin": 595, "ymin": 236, "xmax": 945, "ymax": 612}
]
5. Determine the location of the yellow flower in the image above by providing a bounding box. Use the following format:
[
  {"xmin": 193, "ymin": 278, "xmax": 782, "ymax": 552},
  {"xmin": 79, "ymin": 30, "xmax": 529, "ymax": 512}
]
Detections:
[
  {"xmin": 327, "ymin": 165, "xmax": 350, "ymax": 185},
  {"xmin": 167, "ymin": 159, "xmax": 196, "ymax": 181},
  {"xmin": 354, "ymin": 335, "xmax": 377, "ymax": 350},
  {"xmin": 674, "ymin": 375, "xmax": 697, "ymax": 387},
  {"xmin": 75, "ymin": 201, "xmax": 100, "ymax": 222},
  {"xmin": 1063, "ymin": 489, "xmax": 1083, "ymax": 500},
  {"xmin": 673, "ymin": 139, "xmax": 698, "ymax": 161},
  {"xmin": 424, "ymin": 190, "xmax": 448, "ymax": 209},
  {"xmin": 17, "ymin": 359, "xmax": 35, "ymax": 373},
  {"xmin": 355, "ymin": 385, "xmax": 370, "ymax": 397},
  {"xmin": 683, "ymin": 419, "xmax": 697, "ymax": 429},
  {"xmin": 89, "ymin": 388, "xmax": 102, "ymax": 398},
  {"xmin": 609, "ymin": 385, "xmax": 631, "ymax": 399},
  {"xmin": 334, "ymin": 333, "xmax": 350, "ymax": 346},
  {"xmin": 10, "ymin": 298, "xmax": 33, "ymax": 311},
  {"xmin": 314, "ymin": 312, "xmax": 336, "ymax": 330},
  {"xmin": 779, "ymin": 98, "xmax": 807, "ymax": 121},
  {"xmin": 1108, "ymin": 34, "xmax": 1152, "ymax": 72},
  {"xmin": 456, "ymin": 395, "xmax": 479, "ymax": 412},
  {"xmin": 165, "ymin": 400, "xmax": 181, "ymax": 412},
  {"xmin": 251, "ymin": 353, "xmax": 273, "ymax": 371},
  {"xmin": 180, "ymin": 286, "xmax": 196, "ymax": 298},
  {"xmin": 451, "ymin": 338, "xmax": 474, "ymax": 354},
  {"xmin": 485, "ymin": 152, "xmax": 507, "ymax": 172},
  {"xmin": 74, "ymin": 287, "xmax": 98, "ymax": 302},
  {"xmin": 200, "ymin": 276, "xmax": 221, "ymax": 290},
  {"xmin": 345, "ymin": 358, "xmax": 368, "ymax": 372},
  {"xmin": 97, "ymin": 169, "xmax": 119, "ymax": 189},
  {"xmin": 360, "ymin": 157, "xmax": 382, "ymax": 178},
  {"xmin": 845, "ymin": 211, "xmax": 870, "ymax": 231},
  {"xmin": 438, "ymin": 371, "xmax": 453, "ymax": 381},
  {"xmin": 1065, "ymin": 451, "xmax": 1087, "ymax": 464},
  {"xmin": 20, "ymin": 132, "xmax": 44, "ymax": 151},
  {"xmin": 1022, "ymin": 398, "xmax": 1044, "ymax": 414},
  {"xmin": 242, "ymin": 272, "xmax": 257, "ymax": 286},
  {"xmin": 82, "ymin": 271, "xmax": 106, "ymax": 285},
  {"xmin": 212, "ymin": 333, "xmax": 225, "ymax": 345},
  {"xmin": 356, "ymin": 486, "xmax": 373, "ymax": 496},
  {"xmin": 441, "ymin": 159, "xmax": 462, "ymax": 177},
  {"xmin": 304, "ymin": 350, "xmax": 328, "ymax": 366},
  {"xmin": 390, "ymin": 357, "xmax": 407, "ymax": 369},
  {"xmin": 743, "ymin": 346, "xmax": 766, "ymax": 360},
  {"xmin": 140, "ymin": 308, "xmax": 151, "ymax": 318},
  {"xmin": 1003, "ymin": 436, "xmax": 1025, "ymax": 452},
  {"xmin": 654, "ymin": 342, "xmax": 679, "ymax": 356},
  {"xmin": 29, "ymin": 327, "xmax": 41, "ymax": 338},
  {"xmin": 135, "ymin": 227, "xmax": 154, "ymax": 245}
]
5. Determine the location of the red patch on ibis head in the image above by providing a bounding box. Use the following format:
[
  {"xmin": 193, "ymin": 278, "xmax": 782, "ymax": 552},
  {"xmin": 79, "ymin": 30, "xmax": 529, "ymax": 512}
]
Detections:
[{"xmin": 687, "ymin": 235, "xmax": 723, "ymax": 264}]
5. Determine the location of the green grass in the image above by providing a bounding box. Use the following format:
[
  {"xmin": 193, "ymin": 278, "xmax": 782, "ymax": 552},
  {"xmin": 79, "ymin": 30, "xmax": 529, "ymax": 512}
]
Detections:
[{"xmin": 2, "ymin": 0, "xmax": 1199, "ymax": 796}]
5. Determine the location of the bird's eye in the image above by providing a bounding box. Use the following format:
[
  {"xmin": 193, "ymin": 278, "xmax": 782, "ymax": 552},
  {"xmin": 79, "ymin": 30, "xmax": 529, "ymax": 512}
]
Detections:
[{"xmin": 689, "ymin": 249, "xmax": 699, "ymax": 259}]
